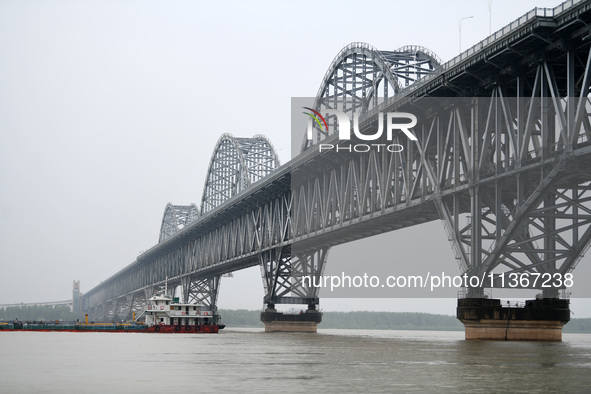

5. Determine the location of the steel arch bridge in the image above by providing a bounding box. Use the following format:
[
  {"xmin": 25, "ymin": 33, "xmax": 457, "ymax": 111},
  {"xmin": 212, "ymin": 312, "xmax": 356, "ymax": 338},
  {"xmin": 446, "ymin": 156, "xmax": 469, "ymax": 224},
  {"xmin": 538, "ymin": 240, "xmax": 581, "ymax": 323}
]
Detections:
[
  {"xmin": 82, "ymin": 0, "xmax": 591, "ymax": 326},
  {"xmin": 303, "ymin": 42, "xmax": 442, "ymax": 151}
]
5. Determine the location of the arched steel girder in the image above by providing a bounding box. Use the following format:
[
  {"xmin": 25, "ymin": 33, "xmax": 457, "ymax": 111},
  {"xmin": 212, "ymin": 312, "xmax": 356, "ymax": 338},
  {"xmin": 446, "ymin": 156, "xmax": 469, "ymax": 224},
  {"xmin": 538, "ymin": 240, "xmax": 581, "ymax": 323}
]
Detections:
[
  {"xmin": 303, "ymin": 42, "xmax": 442, "ymax": 151},
  {"xmin": 200, "ymin": 133, "xmax": 280, "ymax": 214},
  {"xmin": 158, "ymin": 203, "xmax": 199, "ymax": 243}
]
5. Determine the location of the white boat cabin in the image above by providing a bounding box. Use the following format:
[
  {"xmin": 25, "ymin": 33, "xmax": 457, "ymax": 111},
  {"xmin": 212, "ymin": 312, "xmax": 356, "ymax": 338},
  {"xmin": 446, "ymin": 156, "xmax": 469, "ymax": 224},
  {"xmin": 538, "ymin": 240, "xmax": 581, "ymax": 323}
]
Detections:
[{"xmin": 144, "ymin": 294, "xmax": 214, "ymax": 326}]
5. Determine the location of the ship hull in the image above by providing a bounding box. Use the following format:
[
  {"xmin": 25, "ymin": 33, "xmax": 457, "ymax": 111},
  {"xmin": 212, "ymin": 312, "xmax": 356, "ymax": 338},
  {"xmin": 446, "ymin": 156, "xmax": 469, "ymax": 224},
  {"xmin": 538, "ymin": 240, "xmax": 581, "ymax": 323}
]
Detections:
[
  {"xmin": 0, "ymin": 323, "xmax": 222, "ymax": 333},
  {"xmin": 146, "ymin": 324, "xmax": 220, "ymax": 333}
]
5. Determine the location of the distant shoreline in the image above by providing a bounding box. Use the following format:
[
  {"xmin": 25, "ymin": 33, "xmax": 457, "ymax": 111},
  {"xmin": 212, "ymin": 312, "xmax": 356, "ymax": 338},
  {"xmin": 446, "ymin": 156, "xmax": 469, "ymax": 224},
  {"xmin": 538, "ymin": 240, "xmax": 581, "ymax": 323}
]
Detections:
[{"xmin": 218, "ymin": 309, "xmax": 591, "ymax": 333}]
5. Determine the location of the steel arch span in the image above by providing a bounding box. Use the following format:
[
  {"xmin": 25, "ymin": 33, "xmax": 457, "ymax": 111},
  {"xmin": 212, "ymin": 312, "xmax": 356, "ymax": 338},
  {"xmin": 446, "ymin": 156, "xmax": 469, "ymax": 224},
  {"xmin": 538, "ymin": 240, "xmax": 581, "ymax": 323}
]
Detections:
[
  {"xmin": 201, "ymin": 133, "xmax": 280, "ymax": 214},
  {"xmin": 159, "ymin": 203, "xmax": 200, "ymax": 243},
  {"xmin": 303, "ymin": 42, "xmax": 442, "ymax": 151}
]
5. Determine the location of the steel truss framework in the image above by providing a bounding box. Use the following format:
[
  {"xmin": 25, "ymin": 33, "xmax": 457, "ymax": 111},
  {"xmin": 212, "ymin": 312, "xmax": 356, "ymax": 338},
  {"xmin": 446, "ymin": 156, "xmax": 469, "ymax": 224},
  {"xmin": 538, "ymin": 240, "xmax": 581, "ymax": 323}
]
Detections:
[
  {"xmin": 259, "ymin": 246, "xmax": 329, "ymax": 306},
  {"xmin": 434, "ymin": 94, "xmax": 591, "ymax": 296},
  {"xmin": 159, "ymin": 204, "xmax": 199, "ymax": 243},
  {"xmin": 180, "ymin": 275, "xmax": 221, "ymax": 308},
  {"xmin": 201, "ymin": 133, "xmax": 280, "ymax": 214},
  {"xmin": 82, "ymin": 1, "xmax": 591, "ymax": 319}
]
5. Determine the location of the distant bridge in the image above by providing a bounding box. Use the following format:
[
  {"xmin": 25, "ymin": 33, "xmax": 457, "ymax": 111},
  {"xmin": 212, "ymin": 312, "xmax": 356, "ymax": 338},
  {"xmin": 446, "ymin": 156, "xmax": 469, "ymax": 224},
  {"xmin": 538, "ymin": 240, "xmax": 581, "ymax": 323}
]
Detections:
[
  {"xmin": 0, "ymin": 300, "xmax": 72, "ymax": 309},
  {"xmin": 82, "ymin": 0, "xmax": 591, "ymax": 322},
  {"xmin": 0, "ymin": 281, "xmax": 81, "ymax": 313}
]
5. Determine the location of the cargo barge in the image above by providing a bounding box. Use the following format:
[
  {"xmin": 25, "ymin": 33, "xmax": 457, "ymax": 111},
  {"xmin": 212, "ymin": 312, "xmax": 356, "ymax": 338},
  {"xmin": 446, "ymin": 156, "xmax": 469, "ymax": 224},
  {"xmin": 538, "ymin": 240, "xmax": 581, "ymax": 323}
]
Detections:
[
  {"xmin": 0, "ymin": 321, "xmax": 151, "ymax": 333},
  {"xmin": 0, "ymin": 292, "xmax": 224, "ymax": 334}
]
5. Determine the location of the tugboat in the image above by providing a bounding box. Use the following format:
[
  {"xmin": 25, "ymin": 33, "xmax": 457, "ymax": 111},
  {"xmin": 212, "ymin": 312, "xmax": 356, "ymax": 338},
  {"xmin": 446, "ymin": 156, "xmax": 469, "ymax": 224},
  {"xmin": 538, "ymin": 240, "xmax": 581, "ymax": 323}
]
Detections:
[{"xmin": 138, "ymin": 293, "xmax": 225, "ymax": 333}]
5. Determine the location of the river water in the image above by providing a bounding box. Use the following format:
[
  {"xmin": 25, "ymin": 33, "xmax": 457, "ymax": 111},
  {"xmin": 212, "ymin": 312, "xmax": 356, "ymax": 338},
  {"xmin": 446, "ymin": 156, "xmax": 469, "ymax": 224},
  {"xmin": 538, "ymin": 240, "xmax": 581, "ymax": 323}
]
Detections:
[{"xmin": 0, "ymin": 328, "xmax": 590, "ymax": 393}]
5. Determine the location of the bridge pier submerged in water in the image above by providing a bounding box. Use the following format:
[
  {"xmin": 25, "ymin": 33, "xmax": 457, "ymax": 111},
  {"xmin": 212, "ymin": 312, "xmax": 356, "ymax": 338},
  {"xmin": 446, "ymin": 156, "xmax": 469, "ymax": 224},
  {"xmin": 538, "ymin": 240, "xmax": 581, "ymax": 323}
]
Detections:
[
  {"xmin": 457, "ymin": 297, "xmax": 571, "ymax": 341},
  {"xmin": 258, "ymin": 248, "xmax": 328, "ymax": 332},
  {"xmin": 78, "ymin": 0, "xmax": 591, "ymax": 338},
  {"xmin": 260, "ymin": 303, "xmax": 322, "ymax": 333}
]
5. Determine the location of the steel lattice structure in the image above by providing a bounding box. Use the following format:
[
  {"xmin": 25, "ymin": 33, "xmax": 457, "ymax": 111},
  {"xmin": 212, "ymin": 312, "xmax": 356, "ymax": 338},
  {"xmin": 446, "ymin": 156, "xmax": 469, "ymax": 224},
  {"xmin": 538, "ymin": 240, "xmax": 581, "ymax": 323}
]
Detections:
[
  {"xmin": 159, "ymin": 204, "xmax": 199, "ymax": 243},
  {"xmin": 201, "ymin": 133, "xmax": 280, "ymax": 214},
  {"xmin": 82, "ymin": 0, "xmax": 591, "ymax": 321}
]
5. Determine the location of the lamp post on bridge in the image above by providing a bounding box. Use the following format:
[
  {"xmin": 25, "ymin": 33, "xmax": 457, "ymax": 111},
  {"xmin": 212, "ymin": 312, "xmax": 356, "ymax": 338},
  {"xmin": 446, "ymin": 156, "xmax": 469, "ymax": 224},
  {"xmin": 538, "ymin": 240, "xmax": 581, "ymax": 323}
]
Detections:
[
  {"xmin": 458, "ymin": 16, "xmax": 474, "ymax": 53},
  {"xmin": 489, "ymin": 0, "xmax": 493, "ymax": 35}
]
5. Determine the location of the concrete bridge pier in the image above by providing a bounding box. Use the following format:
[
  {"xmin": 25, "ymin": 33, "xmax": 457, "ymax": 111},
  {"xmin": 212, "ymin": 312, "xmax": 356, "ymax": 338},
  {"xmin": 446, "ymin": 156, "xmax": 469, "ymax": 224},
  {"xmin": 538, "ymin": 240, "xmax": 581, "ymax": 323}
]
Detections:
[
  {"xmin": 457, "ymin": 296, "xmax": 570, "ymax": 341},
  {"xmin": 260, "ymin": 300, "xmax": 322, "ymax": 333}
]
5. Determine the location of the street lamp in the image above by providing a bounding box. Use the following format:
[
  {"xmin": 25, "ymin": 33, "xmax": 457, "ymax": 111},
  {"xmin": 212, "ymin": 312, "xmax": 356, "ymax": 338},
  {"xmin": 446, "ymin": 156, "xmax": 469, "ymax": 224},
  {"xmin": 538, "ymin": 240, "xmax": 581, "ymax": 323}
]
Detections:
[
  {"xmin": 488, "ymin": 0, "xmax": 493, "ymax": 35},
  {"xmin": 458, "ymin": 16, "xmax": 474, "ymax": 53}
]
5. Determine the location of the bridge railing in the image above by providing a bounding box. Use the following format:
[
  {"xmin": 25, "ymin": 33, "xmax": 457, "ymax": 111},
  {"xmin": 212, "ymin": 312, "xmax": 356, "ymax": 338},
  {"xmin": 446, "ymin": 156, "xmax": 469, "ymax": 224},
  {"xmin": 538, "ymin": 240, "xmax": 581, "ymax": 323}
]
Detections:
[
  {"xmin": 362, "ymin": 0, "xmax": 583, "ymax": 126},
  {"xmin": 443, "ymin": 1, "xmax": 580, "ymax": 74}
]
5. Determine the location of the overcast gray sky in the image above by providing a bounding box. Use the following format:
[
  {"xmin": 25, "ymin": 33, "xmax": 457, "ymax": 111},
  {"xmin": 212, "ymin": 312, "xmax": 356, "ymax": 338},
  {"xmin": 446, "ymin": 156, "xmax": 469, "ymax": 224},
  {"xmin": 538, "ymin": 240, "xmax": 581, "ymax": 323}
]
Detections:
[{"xmin": 2, "ymin": 0, "xmax": 589, "ymax": 316}]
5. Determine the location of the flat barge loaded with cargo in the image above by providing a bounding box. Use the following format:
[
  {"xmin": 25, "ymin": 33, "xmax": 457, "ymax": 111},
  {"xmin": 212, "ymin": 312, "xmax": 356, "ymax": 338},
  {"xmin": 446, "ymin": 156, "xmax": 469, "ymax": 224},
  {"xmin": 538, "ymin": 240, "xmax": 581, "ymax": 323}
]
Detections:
[{"xmin": 0, "ymin": 293, "xmax": 224, "ymax": 333}]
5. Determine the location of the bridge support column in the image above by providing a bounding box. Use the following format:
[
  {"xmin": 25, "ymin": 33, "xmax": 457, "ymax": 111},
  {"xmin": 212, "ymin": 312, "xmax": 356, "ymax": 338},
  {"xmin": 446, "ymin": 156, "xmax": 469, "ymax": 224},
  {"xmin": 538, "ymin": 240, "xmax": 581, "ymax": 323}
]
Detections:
[
  {"xmin": 72, "ymin": 280, "xmax": 81, "ymax": 315},
  {"xmin": 123, "ymin": 294, "xmax": 134, "ymax": 321},
  {"xmin": 457, "ymin": 297, "xmax": 570, "ymax": 341},
  {"xmin": 98, "ymin": 303, "xmax": 107, "ymax": 322},
  {"xmin": 131, "ymin": 290, "xmax": 146, "ymax": 320},
  {"xmin": 259, "ymin": 247, "xmax": 328, "ymax": 332},
  {"xmin": 143, "ymin": 287, "xmax": 155, "ymax": 303},
  {"xmin": 182, "ymin": 275, "xmax": 222, "ymax": 324},
  {"xmin": 107, "ymin": 299, "xmax": 118, "ymax": 322},
  {"xmin": 114, "ymin": 297, "xmax": 125, "ymax": 321}
]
